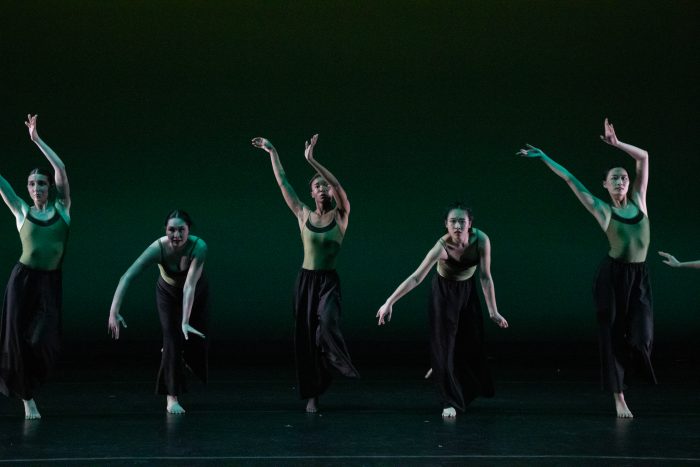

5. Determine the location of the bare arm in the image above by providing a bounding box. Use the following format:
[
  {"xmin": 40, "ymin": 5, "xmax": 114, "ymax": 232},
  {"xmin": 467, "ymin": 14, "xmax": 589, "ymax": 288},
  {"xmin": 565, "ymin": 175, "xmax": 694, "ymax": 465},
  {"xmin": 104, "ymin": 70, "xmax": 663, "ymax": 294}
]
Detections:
[
  {"xmin": 0, "ymin": 174, "xmax": 29, "ymax": 227},
  {"xmin": 518, "ymin": 144, "xmax": 610, "ymax": 230},
  {"xmin": 108, "ymin": 242, "xmax": 160, "ymax": 339},
  {"xmin": 26, "ymin": 115, "xmax": 71, "ymax": 212},
  {"xmin": 658, "ymin": 251, "xmax": 700, "ymax": 270},
  {"xmin": 181, "ymin": 241, "xmax": 207, "ymax": 340},
  {"xmin": 304, "ymin": 134, "xmax": 350, "ymax": 215},
  {"xmin": 477, "ymin": 232, "xmax": 508, "ymax": 328},
  {"xmin": 376, "ymin": 241, "xmax": 444, "ymax": 325},
  {"xmin": 251, "ymin": 137, "xmax": 305, "ymax": 218},
  {"xmin": 600, "ymin": 118, "xmax": 648, "ymax": 212}
]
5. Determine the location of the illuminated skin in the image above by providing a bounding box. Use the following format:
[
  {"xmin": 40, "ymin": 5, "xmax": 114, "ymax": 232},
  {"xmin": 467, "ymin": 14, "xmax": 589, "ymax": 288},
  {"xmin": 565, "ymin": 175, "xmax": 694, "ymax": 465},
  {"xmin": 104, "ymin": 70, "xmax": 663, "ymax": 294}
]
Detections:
[
  {"xmin": 519, "ymin": 118, "xmax": 649, "ymax": 418},
  {"xmin": 376, "ymin": 208, "xmax": 508, "ymax": 418},
  {"xmin": 0, "ymin": 115, "xmax": 71, "ymax": 420},
  {"xmin": 252, "ymin": 134, "xmax": 349, "ymax": 413},
  {"xmin": 108, "ymin": 217, "xmax": 207, "ymax": 414},
  {"xmin": 658, "ymin": 252, "xmax": 700, "ymax": 269}
]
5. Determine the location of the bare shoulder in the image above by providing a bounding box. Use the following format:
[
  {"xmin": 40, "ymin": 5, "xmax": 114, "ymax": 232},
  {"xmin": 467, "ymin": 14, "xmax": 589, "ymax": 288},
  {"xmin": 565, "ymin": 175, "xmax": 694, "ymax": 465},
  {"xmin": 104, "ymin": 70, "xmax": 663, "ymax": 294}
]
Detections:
[{"xmin": 192, "ymin": 236, "xmax": 208, "ymax": 256}]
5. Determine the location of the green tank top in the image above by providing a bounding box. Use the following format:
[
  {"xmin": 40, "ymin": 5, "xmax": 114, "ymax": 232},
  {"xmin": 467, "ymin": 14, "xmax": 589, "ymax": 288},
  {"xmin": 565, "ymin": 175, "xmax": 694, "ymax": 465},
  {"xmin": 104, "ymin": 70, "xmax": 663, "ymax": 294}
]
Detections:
[
  {"xmin": 436, "ymin": 230, "xmax": 480, "ymax": 281},
  {"xmin": 605, "ymin": 201, "xmax": 650, "ymax": 263},
  {"xmin": 301, "ymin": 209, "xmax": 344, "ymax": 270},
  {"xmin": 157, "ymin": 237, "xmax": 200, "ymax": 287},
  {"xmin": 19, "ymin": 209, "xmax": 70, "ymax": 270}
]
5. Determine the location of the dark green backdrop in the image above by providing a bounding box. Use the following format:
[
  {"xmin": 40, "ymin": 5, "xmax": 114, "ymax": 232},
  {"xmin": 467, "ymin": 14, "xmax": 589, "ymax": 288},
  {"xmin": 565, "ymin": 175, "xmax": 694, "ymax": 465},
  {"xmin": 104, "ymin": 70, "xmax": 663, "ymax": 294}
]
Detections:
[{"xmin": 1, "ymin": 1, "xmax": 698, "ymax": 347}]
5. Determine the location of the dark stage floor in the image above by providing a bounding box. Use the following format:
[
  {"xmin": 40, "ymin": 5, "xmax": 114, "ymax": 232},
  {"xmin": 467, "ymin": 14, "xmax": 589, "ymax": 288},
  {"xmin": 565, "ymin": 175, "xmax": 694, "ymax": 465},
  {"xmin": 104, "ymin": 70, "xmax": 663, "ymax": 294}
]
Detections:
[{"xmin": 1, "ymin": 353, "xmax": 699, "ymax": 466}]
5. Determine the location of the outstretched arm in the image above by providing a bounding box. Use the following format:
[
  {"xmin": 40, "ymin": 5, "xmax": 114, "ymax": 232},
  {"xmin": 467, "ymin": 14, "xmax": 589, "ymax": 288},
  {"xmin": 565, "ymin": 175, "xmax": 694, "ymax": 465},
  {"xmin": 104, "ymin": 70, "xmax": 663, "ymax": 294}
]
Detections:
[
  {"xmin": 304, "ymin": 134, "xmax": 350, "ymax": 215},
  {"xmin": 26, "ymin": 115, "xmax": 71, "ymax": 212},
  {"xmin": 108, "ymin": 242, "xmax": 160, "ymax": 339},
  {"xmin": 251, "ymin": 137, "xmax": 305, "ymax": 218},
  {"xmin": 0, "ymin": 174, "xmax": 29, "ymax": 226},
  {"xmin": 518, "ymin": 144, "xmax": 610, "ymax": 230},
  {"xmin": 376, "ymin": 241, "xmax": 443, "ymax": 325},
  {"xmin": 181, "ymin": 241, "xmax": 207, "ymax": 340},
  {"xmin": 600, "ymin": 118, "xmax": 648, "ymax": 212},
  {"xmin": 658, "ymin": 251, "xmax": 700, "ymax": 269},
  {"xmin": 477, "ymin": 232, "xmax": 508, "ymax": 328}
]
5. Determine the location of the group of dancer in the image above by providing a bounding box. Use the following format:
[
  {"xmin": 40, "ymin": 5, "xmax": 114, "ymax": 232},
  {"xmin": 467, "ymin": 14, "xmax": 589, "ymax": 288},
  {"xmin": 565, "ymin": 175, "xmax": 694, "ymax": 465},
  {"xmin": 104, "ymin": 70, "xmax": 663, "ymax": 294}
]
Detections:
[{"xmin": 1, "ymin": 116, "xmax": 696, "ymax": 421}]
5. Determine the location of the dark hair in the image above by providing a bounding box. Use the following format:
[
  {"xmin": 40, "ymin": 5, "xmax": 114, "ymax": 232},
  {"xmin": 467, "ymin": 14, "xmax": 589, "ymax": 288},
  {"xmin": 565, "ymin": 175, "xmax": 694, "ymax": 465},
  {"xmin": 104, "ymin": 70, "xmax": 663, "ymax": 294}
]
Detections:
[
  {"xmin": 308, "ymin": 173, "xmax": 325, "ymax": 190},
  {"xmin": 164, "ymin": 209, "xmax": 193, "ymax": 228},
  {"xmin": 443, "ymin": 201, "xmax": 474, "ymax": 233},
  {"xmin": 603, "ymin": 166, "xmax": 628, "ymax": 180},
  {"xmin": 28, "ymin": 168, "xmax": 57, "ymax": 200}
]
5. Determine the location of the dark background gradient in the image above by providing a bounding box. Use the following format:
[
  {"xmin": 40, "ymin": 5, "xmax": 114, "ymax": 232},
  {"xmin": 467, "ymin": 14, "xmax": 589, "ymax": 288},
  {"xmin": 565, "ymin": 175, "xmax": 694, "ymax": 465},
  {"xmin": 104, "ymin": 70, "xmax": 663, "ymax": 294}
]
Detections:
[{"xmin": 1, "ymin": 1, "xmax": 698, "ymax": 356}]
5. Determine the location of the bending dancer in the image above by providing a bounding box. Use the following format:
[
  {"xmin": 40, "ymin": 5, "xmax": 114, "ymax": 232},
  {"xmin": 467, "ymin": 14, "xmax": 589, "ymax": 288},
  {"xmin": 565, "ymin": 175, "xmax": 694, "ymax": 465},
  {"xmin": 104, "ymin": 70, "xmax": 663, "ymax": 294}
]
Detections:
[
  {"xmin": 658, "ymin": 252, "xmax": 700, "ymax": 269},
  {"xmin": 519, "ymin": 119, "xmax": 654, "ymax": 418},
  {"xmin": 252, "ymin": 134, "xmax": 359, "ymax": 413},
  {"xmin": 0, "ymin": 115, "xmax": 71, "ymax": 419},
  {"xmin": 376, "ymin": 202, "xmax": 508, "ymax": 418},
  {"xmin": 108, "ymin": 210, "xmax": 208, "ymax": 414}
]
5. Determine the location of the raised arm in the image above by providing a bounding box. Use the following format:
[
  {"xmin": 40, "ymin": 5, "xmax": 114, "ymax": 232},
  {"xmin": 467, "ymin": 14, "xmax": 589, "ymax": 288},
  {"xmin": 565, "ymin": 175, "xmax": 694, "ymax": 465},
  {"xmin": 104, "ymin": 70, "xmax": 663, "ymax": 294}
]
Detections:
[
  {"xmin": 658, "ymin": 251, "xmax": 700, "ymax": 270},
  {"xmin": 600, "ymin": 118, "xmax": 648, "ymax": 212},
  {"xmin": 304, "ymin": 134, "xmax": 350, "ymax": 215},
  {"xmin": 26, "ymin": 115, "xmax": 71, "ymax": 212},
  {"xmin": 251, "ymin": 137, "xmax": 305, "ymax": 218},
  {"xmin": 181, "ymin": 241, "xmax": 207, "ymax": 340},
  {"xmin": 376, "ymin": 241, "xmax": 443, "ymax": 325},
  {"xmin": 477, "ymin": 232, "xmax": 508, "ymax": 328},
  {"xmin": 108, "ymin": 242, "xmax": 160, "ymax": 339},
  {"xmin": 518, "ymin": 144, "xmax": 610, "ymax": 230},
  {"xmin": 0, "ymin": 174, "xmax": 29, "ymax": 228}
]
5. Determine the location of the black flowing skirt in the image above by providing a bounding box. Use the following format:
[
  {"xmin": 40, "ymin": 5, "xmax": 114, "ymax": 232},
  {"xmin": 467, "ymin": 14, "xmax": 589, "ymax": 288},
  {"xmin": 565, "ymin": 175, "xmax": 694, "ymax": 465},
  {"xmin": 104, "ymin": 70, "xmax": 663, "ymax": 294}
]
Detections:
[
  {"xmin": 0, "ymin": 263, "xmax": 62, "ymax": 400},
  {"xmin": 429, "ymin": 274, "xmax": 494, "ymax": 411},
  {"xmin": 593, "ymin": 256, "xmax": 656, "ymax": 392},
  {"xmin": 293, "ymin": 269, "xmax": 359, "ymax": 399},
  {"xmin": 155, "ymin": 275, "xmax": 209, "ymax": 395}
]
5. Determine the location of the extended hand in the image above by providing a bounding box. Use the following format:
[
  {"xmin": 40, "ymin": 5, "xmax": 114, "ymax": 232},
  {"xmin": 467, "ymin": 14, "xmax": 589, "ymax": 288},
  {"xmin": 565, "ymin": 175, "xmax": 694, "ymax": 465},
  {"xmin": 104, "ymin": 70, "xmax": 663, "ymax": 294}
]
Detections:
[
  {"xmin": 490, "ymin": 313, "xmax": 509, "ymax": 329},
  {"xmin": 182, "ymin": 323, "xmax": 205, "ymax": 340},
  {"xmin": 517, "ymin": 144, "xmax": 545, "ymax": 159},
  {"xmin": 304, "ymin": 134, "xmax": 318, "ymax": 161},
  {"xmin": 599, "ymin": 118, "xmax": 619, "ymax": 146},
  {"xmin": 251, "ymin": 137, "xmax": 274, "ymax": 152},
  {"xmin": 658, "ymin": 251, "xmax": 681, "ymax": 268},
  {"xmin": 25, "ymin": 114, "xmax": 39, "ymax": 142},
  {"xmin": 376, "ymin": 303, "xmax": 393, "ymax": 325},
  {"xmin": 108, "ymin": 313, "xmax": 127, "ymax": 339}
]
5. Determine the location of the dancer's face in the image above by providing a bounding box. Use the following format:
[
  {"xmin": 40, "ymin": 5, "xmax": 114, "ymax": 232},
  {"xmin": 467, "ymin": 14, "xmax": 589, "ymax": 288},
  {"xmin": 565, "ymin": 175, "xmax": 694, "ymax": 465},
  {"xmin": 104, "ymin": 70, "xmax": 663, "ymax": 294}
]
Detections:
[
  {"xmin": 603, "ymin": 168, "xmax": 630, "ymax": 199},
  {"xmin": 445, "ymin": 209, "xmax": 471, "ymax": 243},
  {"xmin": 166, "ymin": 217, "xmax": 190, "ymax": 249},
  {"xmin": 27, "ymin": 174, "xmax": 50, "ymax": 205},
  {"xmin": 310, "ymin": 176, "xmax": 332, "ymax": 205}
]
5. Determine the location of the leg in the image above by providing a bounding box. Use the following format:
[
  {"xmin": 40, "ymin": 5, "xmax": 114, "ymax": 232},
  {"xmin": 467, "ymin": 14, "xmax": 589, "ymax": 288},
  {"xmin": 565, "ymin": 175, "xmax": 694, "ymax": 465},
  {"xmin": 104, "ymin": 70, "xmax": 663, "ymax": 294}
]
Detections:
[{"xmin": 155, "ymin": 280, "xmax": 187, "ymax": 409}]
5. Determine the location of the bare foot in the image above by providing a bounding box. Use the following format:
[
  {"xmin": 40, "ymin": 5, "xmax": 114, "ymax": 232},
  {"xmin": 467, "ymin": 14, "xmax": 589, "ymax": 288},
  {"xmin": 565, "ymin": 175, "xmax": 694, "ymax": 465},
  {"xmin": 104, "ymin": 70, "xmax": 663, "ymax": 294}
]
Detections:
[
  {"xmin": 424, "ymin": 368, "xmax": 433, "ymax": 379},
  {"xmin": 614, "ymin": 392, "xmax": 633, "ymax": 418},
  {"xmin": 306, "ymin": 397, "xmax": 319, "ymax": 413},
  {"xmin": 442, "ymin": 406, "xmax": 456, "ymax": 418},
  {"xmin": 23, "ymin": 399, "xmax": 41, "ymax": 420},
  {"xmin": 167, "ymin": 395, "xmax": 186, "ymax": 414}
]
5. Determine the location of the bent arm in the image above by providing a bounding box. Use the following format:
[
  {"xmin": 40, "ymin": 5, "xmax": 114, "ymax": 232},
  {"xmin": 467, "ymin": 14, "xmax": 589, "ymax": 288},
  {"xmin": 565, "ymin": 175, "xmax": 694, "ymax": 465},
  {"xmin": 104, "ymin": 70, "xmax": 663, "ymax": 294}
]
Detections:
[
  {"xmin": 600, "ymin": 119, "xmax": 648, "ymax": 209},
  {"xmin": 26, "ymin": 115, "xmax": 71, "ymax": 211},
  {"xmin": 305, "ymin": 135, "xmax": 350, "ymax": 214},
  {"xmin": 377, "ymin": 241, "xmax": 443, "ymax": 324},
  {"xmin": 478, "ymin": 233, "xmax": 508, "ymax": 328}
]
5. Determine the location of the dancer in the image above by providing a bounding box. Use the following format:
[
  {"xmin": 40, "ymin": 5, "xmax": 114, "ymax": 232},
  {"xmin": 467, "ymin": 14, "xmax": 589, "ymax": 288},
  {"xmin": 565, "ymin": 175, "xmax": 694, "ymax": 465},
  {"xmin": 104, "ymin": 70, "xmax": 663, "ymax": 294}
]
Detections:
[
  {"xmin": 108, "ymin": 210, "xmax": 208, "ymax": 414},
  {"xmin": 519, "ymin": 118, "xmax": 654, "ymax": 418},
  {"xmin": 658, "ymin": 252, "xmax": 700, "ymax": 269},
  {"xmin": 0, "ymin": 115, "xmax": 71, "ymax": 419},
  {"xmin": 376, "ymin": 202, "xmax": 508, "ymax": 418},
  {"xmin": 251, "ymin": 134, "xmax": 359, "ymax": 413}
]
